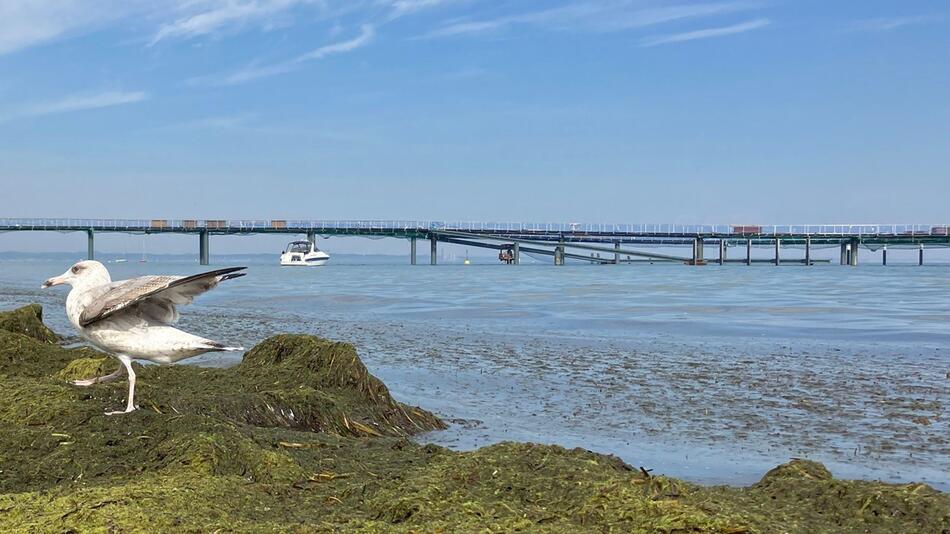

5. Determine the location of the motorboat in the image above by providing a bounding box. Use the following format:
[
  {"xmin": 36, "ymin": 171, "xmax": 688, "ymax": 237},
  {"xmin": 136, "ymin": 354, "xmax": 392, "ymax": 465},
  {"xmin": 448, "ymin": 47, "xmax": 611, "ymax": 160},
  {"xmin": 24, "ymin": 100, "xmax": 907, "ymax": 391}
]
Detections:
[{"xmin": 280, "ymin": 241, "xmax": 330, "ymax": 266}]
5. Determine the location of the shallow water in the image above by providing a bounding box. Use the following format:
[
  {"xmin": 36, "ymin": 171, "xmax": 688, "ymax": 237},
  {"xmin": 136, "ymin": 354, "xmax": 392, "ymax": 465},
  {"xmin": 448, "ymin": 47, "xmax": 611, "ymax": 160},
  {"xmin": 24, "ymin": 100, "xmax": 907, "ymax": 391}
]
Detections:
[{"xmin": 1, "ymin": 256, "xmax": 948, "ymax": 490}]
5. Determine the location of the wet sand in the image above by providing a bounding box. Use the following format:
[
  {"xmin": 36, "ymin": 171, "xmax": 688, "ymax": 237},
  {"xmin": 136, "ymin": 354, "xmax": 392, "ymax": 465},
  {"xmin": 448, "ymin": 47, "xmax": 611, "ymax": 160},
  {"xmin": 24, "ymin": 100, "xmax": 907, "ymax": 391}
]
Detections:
[{"xmin": 324, "ymin": 321, "xmax": 949, "ymax": 490}]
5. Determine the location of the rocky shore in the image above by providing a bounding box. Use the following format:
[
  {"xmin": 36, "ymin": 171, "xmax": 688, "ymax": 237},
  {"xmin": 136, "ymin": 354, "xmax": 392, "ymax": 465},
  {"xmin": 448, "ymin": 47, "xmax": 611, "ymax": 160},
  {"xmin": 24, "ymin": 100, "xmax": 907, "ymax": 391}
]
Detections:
[{"xmin": 0, "ymin": 304, "xmax": 946, "ymax": 533}]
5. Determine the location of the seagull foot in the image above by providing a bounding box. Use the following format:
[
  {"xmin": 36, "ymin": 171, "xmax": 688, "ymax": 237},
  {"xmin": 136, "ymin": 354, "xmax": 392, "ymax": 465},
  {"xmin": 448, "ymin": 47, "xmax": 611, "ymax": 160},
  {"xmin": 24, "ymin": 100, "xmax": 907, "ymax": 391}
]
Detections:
[
  {"xmin": 70, "ymin": 368, "xmax": 124, "ymax": 387},
  {"xmin": 104, "ymin": 405, "xmax": 139, "ymax": 416},
  {"xmin": 71, "ymin": 378, "xmax": 98, "ymax": 387}
]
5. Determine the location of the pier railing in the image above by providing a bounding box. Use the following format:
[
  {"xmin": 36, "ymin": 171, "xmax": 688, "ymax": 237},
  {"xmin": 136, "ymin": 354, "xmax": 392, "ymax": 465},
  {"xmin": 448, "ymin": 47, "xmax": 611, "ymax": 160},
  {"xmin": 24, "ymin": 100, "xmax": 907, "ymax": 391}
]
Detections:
[{"xmin": 1, "ymin": 219, "xmax": 948, "ymax": 237}]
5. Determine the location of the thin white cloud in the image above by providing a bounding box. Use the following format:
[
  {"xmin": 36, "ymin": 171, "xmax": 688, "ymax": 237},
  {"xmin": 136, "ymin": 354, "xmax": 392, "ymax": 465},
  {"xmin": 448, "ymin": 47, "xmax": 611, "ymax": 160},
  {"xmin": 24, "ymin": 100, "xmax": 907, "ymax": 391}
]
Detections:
[
  {"xmin": 0, "ymin": 0, "xmax": 456, "ymax": 56},
  {"xmin": 0, "ymin": 0, "xmax": 140, "ymax": 56},
  {"xmin": 420, "ymin": 1, "xmax": 763, "ymax": 39},
  {"xmin": 150, "ymin": 0, "xmax": 314, "ymax": 45},
  {"xmin": 639, "ymin": 17, "xmax": 770, "ymax": 46},
  {"xmin": 195, "ymin": 24, "xmax": 376, "ymax": 85},
  {"xmin": 1, "ymin": 91, "xmax": 148, "ymax": 121},
  {"xmin": 847, "ymin": 15, "xmax": 942, "ymax": 32},
  {"xmin": 298, "ymin": 25, "xmax": 376, "ymax": 60},
  {"xmin": 423, "ymin": 19, "xmax": 505, "ymax": 38},
  {"xmin": 388, "ymin": 0, "xmax": 461, "ymax": 16}
]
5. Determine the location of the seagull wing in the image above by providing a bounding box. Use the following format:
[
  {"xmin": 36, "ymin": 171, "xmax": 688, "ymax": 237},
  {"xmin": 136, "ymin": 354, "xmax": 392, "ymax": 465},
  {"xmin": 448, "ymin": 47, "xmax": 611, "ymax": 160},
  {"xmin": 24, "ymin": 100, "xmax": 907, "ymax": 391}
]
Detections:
[{"xmin": 79, "ymin": 267, "xmax": 246, "ymax": 327}]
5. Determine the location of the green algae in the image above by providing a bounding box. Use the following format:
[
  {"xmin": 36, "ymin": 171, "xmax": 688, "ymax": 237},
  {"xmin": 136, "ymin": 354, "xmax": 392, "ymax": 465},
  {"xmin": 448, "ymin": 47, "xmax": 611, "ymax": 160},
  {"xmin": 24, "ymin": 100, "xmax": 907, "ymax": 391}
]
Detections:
[
  {"xmin": 0, "ymin": 303, "xmax": 57, "ymax": 344},
  {"xmin": 55, "ymin": 356, "xmax": 118, "ymax": 382},
  {"xmin": 0, "ymin": 304, "xmax": 946, "ymax": 533}
]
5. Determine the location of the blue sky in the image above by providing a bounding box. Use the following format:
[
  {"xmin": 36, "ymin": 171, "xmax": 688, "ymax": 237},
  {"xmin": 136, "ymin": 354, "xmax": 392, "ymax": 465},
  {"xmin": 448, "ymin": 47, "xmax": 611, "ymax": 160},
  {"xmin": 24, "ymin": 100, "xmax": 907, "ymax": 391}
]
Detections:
[{"xmin": 0, "ymin": 0, "xmax": 948, "ymax": 253}]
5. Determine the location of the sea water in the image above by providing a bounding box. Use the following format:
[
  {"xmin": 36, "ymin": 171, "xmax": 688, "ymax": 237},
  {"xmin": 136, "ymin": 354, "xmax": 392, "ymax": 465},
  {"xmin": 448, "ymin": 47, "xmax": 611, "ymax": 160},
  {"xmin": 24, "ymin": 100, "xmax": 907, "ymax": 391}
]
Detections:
[{"xmin": 1, "ymin": 255, "xmax": 947, "ymax": 490}]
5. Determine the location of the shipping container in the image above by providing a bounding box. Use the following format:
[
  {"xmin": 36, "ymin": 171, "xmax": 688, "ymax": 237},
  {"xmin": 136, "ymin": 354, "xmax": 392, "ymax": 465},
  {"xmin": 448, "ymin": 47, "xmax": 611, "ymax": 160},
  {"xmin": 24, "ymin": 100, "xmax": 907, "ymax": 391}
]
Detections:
[{"xmin": 731, "ymin": 225, "xmax": 762, "ymax": 234}]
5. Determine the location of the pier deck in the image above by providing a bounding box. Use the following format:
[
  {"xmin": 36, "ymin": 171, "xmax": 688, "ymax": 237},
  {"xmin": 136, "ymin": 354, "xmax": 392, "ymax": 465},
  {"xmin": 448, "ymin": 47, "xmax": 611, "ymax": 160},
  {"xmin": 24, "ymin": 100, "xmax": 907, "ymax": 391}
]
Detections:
[{"xmin": 2, "ymin": 219, "xmax": 947, "ymax": 265}]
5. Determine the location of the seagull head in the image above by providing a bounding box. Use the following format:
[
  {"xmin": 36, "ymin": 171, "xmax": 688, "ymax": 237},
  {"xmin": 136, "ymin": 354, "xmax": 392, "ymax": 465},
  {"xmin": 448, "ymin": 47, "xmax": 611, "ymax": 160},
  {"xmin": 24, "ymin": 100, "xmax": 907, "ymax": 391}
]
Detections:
[{"xmin": 42, "ymin": 260, "xmax": 111, "ymax": 289}]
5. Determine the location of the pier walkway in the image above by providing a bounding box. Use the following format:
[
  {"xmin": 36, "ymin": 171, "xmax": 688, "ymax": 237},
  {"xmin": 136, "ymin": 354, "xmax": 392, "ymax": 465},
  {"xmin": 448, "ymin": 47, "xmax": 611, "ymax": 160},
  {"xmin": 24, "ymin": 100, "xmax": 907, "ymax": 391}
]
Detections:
[{"xmin": 2, "ymin": 219, "xmax": 947, "ymax": 266}]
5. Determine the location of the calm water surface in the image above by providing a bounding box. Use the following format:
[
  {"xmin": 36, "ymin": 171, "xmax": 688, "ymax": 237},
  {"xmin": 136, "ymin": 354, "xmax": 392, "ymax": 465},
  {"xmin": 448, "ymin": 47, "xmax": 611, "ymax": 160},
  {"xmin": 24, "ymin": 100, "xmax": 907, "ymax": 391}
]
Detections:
[{"xmin": 1, "ymin": 256, "xmax": 947, "ymax": 489}]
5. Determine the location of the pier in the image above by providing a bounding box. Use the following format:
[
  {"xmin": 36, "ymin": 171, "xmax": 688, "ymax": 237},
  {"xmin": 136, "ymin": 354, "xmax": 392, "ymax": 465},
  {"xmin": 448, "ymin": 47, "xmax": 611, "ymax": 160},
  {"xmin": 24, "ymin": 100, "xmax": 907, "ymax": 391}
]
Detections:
[{"xmin": 1, "ymin": 219, "xmax": 948, "ymax": 265}]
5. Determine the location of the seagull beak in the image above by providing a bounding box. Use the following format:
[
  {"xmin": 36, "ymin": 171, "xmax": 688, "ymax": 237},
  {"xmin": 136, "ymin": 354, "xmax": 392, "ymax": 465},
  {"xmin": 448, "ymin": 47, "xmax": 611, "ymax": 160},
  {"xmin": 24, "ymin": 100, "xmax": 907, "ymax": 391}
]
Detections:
[{"xmin": 42, "ymin": 275, "xmax": 67, "ymax": 289}]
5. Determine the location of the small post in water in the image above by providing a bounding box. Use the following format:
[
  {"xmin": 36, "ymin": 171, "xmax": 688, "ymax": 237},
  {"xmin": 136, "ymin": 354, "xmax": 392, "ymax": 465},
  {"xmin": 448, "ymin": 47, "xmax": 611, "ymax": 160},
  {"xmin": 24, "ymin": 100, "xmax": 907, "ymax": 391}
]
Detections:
[
  {"xmin": 882, "ymin": 245, "xmax": 887, "ymax": 266},
  {"xmin": 805, "ymin": 236, "xmax": 811, "ymax": 266},
  {"xmin": 774, "ymin": 238, "xmax": 780, "ymax": 266},
  {"xmin": 746, "ymin": 239, "xmax": 752, "ymax": 266},
  {"xmin": 430, "ymin": 234, "xmax": 438, "ymax": 265},
  {"xmin": 919, "ymin": 244, "xmax": 924, "ymax": 266},
  {"xmin": 555, "ymin": 241, "xmax": 565, "ymax": 266},
  {"xmin": 718, "ymin": 239, "xmax": 725, "ymax": 265},
  {"xmin": 410, "ymin": 237, "xmax": 417, "ymax": 265}
]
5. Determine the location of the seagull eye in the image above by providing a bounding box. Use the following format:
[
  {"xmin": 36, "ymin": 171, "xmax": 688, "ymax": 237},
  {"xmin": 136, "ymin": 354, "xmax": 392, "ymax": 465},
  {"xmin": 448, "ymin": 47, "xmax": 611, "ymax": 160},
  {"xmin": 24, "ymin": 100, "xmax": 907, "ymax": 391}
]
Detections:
[{"xmin": 71, "ymin": 266, "xmax": 80, "ymax": 274}]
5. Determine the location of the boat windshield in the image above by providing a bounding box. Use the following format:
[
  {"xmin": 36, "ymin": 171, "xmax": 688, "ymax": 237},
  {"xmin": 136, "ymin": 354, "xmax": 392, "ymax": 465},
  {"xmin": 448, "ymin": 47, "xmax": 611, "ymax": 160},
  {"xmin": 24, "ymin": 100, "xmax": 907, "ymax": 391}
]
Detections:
[{"xmin": 287, "ymin": 242, "xmax": 311, "ymax": 253}]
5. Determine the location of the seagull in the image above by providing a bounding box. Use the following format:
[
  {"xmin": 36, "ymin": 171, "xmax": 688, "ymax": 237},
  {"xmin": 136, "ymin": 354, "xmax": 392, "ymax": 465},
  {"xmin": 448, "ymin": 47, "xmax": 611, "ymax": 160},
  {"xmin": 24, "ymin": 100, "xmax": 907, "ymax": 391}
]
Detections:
[{"xmin": 42, "ymin": 261, "xmax": 246, "ymax": 415}]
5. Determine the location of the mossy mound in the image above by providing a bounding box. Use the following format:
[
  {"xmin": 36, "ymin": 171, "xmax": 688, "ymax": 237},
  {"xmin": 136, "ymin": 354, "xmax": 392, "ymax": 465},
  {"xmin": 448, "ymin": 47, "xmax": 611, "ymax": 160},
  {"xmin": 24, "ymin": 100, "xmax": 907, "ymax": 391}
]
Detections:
[
  {"xmin": 690, "ymin": 459, "xmax": 948, "ymax": 533},
  {"xmin": 0, "ymin": 304, "xmax": 947, "ymax": 533},
  {"xmin": 134, "ymin": 335, "xmax": 445, "ymax": 437},
  {"xmin": 0, "ymin": 303, "xmax": 57, "ymax": 344},
  {"xmin": 368, "ymin": 442, "xmax": 743, "ymax": 532},
  {"xmin": 0, "ymin": 306, "xmax": 443, "ymax": 439},
  {"xmin": 55, "ymin": 356, "xmax": 118, "ymax": 382}
]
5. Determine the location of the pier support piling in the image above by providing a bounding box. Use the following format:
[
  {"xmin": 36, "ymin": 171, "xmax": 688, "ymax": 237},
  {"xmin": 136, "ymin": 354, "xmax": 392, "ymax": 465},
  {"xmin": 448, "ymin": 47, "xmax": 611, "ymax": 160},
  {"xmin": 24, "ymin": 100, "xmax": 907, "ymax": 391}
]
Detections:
[
  {"xmin": 840, "ymin": 242, "xmax": 848, "ymax": 265},
  {"xmin": 774, "ymin": 238, "xmax": 781, "ymax": 266},
  {"xmin": 746, "ymin": 239, "xmax": 752, "ymax": 265},
  {"xmin": 513, "ymin": 243, "xmax": 520, "ymax": 265},
  {"xmin": 199, "ymin": 230, "xmax": 210, "ymax": 265},
  {"xmin": 555, "ymin": 241, "xmax": 565, "ymax": 266},
  {"xmin": 882, "ymin": 245, "xmax": 887, "ymax": 266},
  {"xmin": 718, "ymin": 239, "xmax": 725, "ymax": 265},
  {"xmin": 306, "ymin": 231, "xmax": 316, "ymax": 246},
  {"xmin": 86, "ymin": 229, "xmax": 94, "ymax": 260},
  {"xmin": 410, "ymin": 237, "xmax": 417, "ymax": 265},
  {"xmin": 849, "ymin": 238, "xmax": 859, "ymax": 266},
  {"xmin": 692, "ymin": 238, "xmax": 704, "ymax": 265},
  {"xmin": 919, "ymin": 244, "xmax": 924, "ymax": 266},
  {"xmin": 614, "ymin": 242, "xmax": 621, "ymax": 264},
  {"xmin": 430, "ymin": 234, "xmax": 438, "ymax": 265},
  {"xmin": 805, "ymin": 237, "xmax": 811, "ymax": 266}
]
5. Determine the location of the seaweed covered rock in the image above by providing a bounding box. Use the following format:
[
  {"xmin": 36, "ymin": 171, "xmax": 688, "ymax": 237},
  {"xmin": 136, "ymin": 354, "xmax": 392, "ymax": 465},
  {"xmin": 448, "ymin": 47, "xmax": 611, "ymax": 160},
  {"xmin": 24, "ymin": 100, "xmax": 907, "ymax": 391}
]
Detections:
[
  {"xmin": 135, "ymin": 334, "xmax": 445, "ymax": 437},
  {"xmin": 0, "ymin": 303, "xmax": 57, "ymax": 343},
  {"xmin": 0, "ymin": 305, "xmax": 100, "ymax": 379},
  {"xmin": 0, "ymin": 308, "xmax": 443, "ymax": 438},
  {"xmin": 232, "ymin": 334, "xmax": 441, "ymax": 435},
  {"xmin": 738, "ymin": 459, "xmax": 947, "ymax": 533},
  {"xmin": 756, "ymin": 458, "xmax": 833, "ymax": 486},
  {"xmin": 368, "ymin": 442, "xmax": 745, "ymax": 532},
  {"xmin": 54, "ymin": 356, "xmax": 118, "ymax": 382}
]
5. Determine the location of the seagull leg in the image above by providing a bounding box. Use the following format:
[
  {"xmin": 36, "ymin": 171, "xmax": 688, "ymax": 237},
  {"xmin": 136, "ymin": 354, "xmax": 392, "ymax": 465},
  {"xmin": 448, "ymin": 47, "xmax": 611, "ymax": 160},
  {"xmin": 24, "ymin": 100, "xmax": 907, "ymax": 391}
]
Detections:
[
  {"xmin": 71, "ymin": 366, "xmax": 125, "ymax": 387},
  {"xmin": 105, "ymin": 355, "xmax": 138, "ymax": 416}
]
